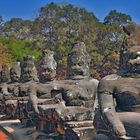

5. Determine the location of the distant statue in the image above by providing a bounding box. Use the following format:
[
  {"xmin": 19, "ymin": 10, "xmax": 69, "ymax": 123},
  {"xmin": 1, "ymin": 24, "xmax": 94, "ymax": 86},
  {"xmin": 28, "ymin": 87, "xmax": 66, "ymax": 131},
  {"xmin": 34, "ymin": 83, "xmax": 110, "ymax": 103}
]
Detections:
[
  {"xmin": 93, "ymin": 23, "xmax": 140, "ymax": 140},
  {"xmin": 0, "ymin": 64, "xmax": 10, "ymax": 83},
  {"xmin": 67, "ymin": 41, "xmax": 91, "ymax": 79},
  {"xmin": 0, "ymin": 65, "xmax": 10, "ymax": 96},
  {"xmin": 38, "ymin": 49, "xmax": 57, "ymax": 82},
  {"xmin": 10, "ymin": 61, "xmax": 21, "ymax": 82},
  {"xmin": 21, "ymin": 56, "xmax": 39, "ymax": 82}
]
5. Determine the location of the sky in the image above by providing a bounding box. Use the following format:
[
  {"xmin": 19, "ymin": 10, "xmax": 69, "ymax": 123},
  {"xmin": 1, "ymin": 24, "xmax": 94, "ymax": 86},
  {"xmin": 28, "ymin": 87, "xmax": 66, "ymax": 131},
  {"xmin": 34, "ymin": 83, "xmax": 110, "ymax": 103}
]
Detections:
[{"xmin": 0, "ymin": 0, "xmax": 140, "ymax": 23}]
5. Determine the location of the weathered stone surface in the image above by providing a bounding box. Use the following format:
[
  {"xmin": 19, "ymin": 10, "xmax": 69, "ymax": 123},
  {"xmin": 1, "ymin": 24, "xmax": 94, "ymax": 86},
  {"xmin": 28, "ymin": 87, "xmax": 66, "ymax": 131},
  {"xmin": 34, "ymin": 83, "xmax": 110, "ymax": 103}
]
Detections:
[
  {"xmin": 60, "ymin": 79, "xmax": 98, "ymax": 107},
  {"xmin": 38, "ymin": 105, "xmax": 92, "ymax": 121},
  {"xmin": 21, "ymin": 56, "xmax": 39, "ymax": 82},
  {"xmin": 38, "ymin": 49, "xmax": 57, "ymax": 82},
  {"xmin": 66, "ymin": 120, "xmax": 93, "ymax": 128},
  {"xmin": 24, "ymin": 77, "xmax": 98, "ymax": 139},
  {"xmin": 10, "ymin": 61, "xmax": 21, "ymax": 82},
  {"xmin": 74, "ymin": 126, "xmax": 95, "ymax": 140},
  {"xmin": 28, "ymin": 78, "xmax": 98, "ymax": 114},
  {"xmin": 67, "ymin": 41, "xmax": 91, "ymax": 80}
]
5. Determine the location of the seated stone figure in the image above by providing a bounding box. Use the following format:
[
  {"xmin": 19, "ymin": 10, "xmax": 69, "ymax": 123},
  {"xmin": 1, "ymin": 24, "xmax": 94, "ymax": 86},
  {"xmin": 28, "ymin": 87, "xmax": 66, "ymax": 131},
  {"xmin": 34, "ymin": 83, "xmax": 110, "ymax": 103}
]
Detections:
[
  {"xmin": 27, "ymin": 41, "xmax": 98, "ymax": 140},
  {"xmin": 67, "ymin": 41, "xmax": 91, "ymax": 80},
  {"xmin": 5, "ymin": 61, "xmax": 21, "ymax": 97},
  {"xmin": 10, "ymin": 61, "xmax": 21, "ymax": 82},
  {"xmin": 0, "ymin": 64, "xmax": 10, "ymax": 83},
  {"xmin": 28, "ymin": 41, "xmax": 98, "ymax": 114},
  {"xmin": 38, "ymin": 49, "xmax": 57, "ymax": 83},
  {"xmin": 21, "ymin": 55, "xmax": 39, "ymax": 82},
  {"xmin": 93, "ymin": 23, "xmax": 140, "ymax": 140},
  {"xmin": 0, "ymin": 64, "xmax": 10, "ymax": 96}
]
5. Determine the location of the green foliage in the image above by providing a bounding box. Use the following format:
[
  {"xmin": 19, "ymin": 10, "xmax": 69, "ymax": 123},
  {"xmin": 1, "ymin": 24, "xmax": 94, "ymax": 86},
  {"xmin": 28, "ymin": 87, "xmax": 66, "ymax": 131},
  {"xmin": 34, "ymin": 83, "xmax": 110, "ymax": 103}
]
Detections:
[
  {"xmin": 0, "ymin": 43, "xmax": 12, "ymax": 69},
  {"xmin": 0, "ymin": 35, "xmax": 41, "ymax": 63},
  {"xmin": 0, "ymin": 16, "xmax": 3, "ymax": 25},
  {"xmin": 104, "ymin": 10, "xmax": 132, "ymax": 25}
]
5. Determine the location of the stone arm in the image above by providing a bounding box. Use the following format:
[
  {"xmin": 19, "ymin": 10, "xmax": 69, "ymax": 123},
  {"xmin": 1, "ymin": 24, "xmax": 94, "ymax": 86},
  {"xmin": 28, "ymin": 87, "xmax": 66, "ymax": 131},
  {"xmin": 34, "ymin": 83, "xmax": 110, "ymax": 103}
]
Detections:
[
  {"xmin": 98, "ymin": 79, "xmax": 126, "ymax": 137},
  {"xmin": 28, "ymin": 83, "xmax": 39, "ymax": 114},
  {"xmin": 28, "ymin": 82, "xmax": 62, "ymax": 114}
]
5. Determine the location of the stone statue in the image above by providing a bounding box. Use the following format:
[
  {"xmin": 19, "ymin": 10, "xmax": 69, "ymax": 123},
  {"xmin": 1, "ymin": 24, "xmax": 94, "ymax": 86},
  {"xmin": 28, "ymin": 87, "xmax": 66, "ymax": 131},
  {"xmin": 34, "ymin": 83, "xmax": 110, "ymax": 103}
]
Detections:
[
  {"xmin": 38, "ymin": 49, "xmax": 57, "ymax": 82},
  {"xmin": 67, "ymin": 41, "xmax": 91, "ymax": 79},
  {"xmin": 93, "ymin": 23, "xmax": 140, "ymax": 140},
  {"xmin": 0, "ymin": 64, "xmax": 10, "ymax": 83},
  {"xmin": 27, "ymin": 41, "xmax": 98, "ymax": 140},
  {"xmin": 0, "ymin": 65, "xmax": 10, "ymax": 96},
  {"xmin": 10, "ymin": 61, "xmax": 21, "ymax": 82},
  {"xmin": 21, "ymin": 55, "xmax": 39, "ymax": 82}
]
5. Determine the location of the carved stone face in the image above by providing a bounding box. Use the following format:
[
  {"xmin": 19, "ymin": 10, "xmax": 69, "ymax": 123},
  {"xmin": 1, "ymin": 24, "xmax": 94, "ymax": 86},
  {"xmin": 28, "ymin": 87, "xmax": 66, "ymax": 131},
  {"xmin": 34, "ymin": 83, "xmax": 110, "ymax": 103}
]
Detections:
[
  {"xmin": 120, "ymin": 23, "xmax": 140, "ymax": 74},
  {"xmin": 10, "ymin": 62, "xmax": 21, "ymax": 82},
  {"xmin": 21, "ymin": 56, "xmax": 39, "ymax": 82},
  {"xmin": 0, "ymin": 65, "xmax": 10, "ymax": 83},
  {"xmin": 67, "ymin": 41, "xmax": 91, "ymax": 79},
  {"xmin": 38, "ymin": 49, "xmax": 57, "ymax": 82}
]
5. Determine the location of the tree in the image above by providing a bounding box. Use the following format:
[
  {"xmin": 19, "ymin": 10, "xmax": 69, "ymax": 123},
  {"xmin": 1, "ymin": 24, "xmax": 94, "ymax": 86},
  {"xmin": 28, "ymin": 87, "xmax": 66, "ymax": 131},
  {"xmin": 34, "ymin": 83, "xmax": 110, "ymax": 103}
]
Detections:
[
  {"xmin": 0, "ymin": 16, "xmax": 3, "ymax": 25},
  {"xmin": 2, "ymin": 18, "xmax": 33, "ymax": 40},
  {"xmin": 92, "ymin": 23, "xmax": 123, "ymax": 78},
  {"xmin": 32, "ymin": 3, "xmax": 98, "ymax": 48},
  {"xmin": 0, "ymin": 42, "xmax": 12, "ymax": 69},
  {"xmin": 0, "ymin": 16, "xmax": 4, "ymax": 34},
  {"xmin": 104, "ymin": 10, "xmax": 132, "ymax": 25}
]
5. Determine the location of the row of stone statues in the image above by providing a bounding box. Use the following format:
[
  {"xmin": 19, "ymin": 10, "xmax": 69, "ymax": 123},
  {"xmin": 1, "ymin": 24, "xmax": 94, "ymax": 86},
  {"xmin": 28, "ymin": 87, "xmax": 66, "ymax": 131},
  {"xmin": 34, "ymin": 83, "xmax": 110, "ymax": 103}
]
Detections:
[
  {"xmin": 0, "ymin": 22, "xmax": 140, "ymax": 140},
  {"xmin": 0, "ymin": 50, "xmax": 56, "ymax": 83},
  {"xmin": 0, "ymin": 41, "xmax": 98, "ymax": 140},
  {"xmin": 0, "ymin": 41, "xmax": 91, "ymax": 84}
]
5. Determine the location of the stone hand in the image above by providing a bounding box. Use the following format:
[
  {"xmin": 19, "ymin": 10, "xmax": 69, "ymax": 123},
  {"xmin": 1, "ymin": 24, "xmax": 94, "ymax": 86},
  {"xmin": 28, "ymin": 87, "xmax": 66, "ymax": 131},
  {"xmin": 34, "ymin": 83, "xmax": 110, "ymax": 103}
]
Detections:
[
  {"xmin": 112, "ymin": 122, "xmax": 126, "ymax": 137},
  {"xmin": 120, "ymin": 135, "xmax": 137, "ymax": 140}
]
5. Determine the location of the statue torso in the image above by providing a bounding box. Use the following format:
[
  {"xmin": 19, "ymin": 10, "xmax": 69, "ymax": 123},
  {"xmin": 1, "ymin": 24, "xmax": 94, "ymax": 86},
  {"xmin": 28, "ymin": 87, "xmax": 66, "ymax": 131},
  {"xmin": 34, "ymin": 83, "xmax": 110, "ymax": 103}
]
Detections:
[
  {"xmin": 101, "ymin": 75, "xmax": 140, "ymax": 112},
  {"xmin": 113, "ymin": 77, "xmax": 140, "ymax": 112}
]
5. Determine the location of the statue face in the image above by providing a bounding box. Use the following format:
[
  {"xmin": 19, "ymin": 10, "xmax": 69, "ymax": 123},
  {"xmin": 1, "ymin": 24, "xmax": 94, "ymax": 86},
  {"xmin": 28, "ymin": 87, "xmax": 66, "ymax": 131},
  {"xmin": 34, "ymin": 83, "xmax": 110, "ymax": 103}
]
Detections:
[
  {"xmin": 10, "ymin": 62, "xmax": 21, "ymax": 82},
  {"xmin": 38, "ymin": 49, "xmax": 57, "ymax": 82},
  {"xmin": 67, "ymin": 41, "xmax": 91, "ymax": 79},
  {"xmin": 10, "ymin": 73, "xmax": 20, "ymax": 82},
  {"xmin": 22, "ymin": 56, "xmax": 38, "ymax": 82},
  {"xmin": 42, "ymin": 49, "xmax": 54, "ymax": 58},
  {"xmin": 0, "ymin": 65, "xmax": 10, "ymax": 83}
]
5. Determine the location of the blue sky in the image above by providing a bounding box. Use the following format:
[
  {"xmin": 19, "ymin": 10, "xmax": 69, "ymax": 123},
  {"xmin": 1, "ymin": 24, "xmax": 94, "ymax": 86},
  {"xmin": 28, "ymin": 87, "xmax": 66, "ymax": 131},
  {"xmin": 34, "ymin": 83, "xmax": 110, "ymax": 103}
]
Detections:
[{"xmin": 0, "ymin": 0, "xmax": 140, "ymax": 23}]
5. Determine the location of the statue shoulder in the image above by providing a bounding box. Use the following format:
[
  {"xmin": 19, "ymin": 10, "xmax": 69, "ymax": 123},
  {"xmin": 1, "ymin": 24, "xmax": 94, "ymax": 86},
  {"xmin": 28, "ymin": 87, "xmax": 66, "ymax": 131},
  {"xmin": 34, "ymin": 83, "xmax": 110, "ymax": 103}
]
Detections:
[
  {"xmin": 102, "ymin": 74, "xmax": 121, "ymax": 81},
  {"xmin": 98, "ymin": 74, "xmax": 119, "ymax": 92}
]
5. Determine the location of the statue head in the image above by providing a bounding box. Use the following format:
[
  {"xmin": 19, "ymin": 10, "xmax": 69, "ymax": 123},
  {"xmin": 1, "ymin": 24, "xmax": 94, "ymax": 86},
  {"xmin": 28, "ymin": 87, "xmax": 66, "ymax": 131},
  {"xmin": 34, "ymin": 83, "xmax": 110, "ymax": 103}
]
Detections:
[
  {"xmin": 38, "ymin": 49, "xmax": 57, "ymax": 82},
  {"xmin": 120, "ymin": 23, "xmax": 140, "ymax": 74},
  {"xmin": 67, "ymin": 41, "xmax": 91, "ymax": 79},
  {"xmin": 21, "ymin": 55, "xmax": 39, "ymax": 82},
  {"xmin": 10, "ymin": 61, "xmax": 21, "ymax": 82},
  {"xmin": 0, "ymin": 64, "xmax": 10, "ymax": 83},
  {"xmin": 42, "ymin": 49, "xmax": 54, "ymax": 58}
]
